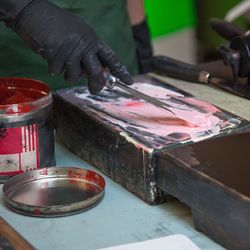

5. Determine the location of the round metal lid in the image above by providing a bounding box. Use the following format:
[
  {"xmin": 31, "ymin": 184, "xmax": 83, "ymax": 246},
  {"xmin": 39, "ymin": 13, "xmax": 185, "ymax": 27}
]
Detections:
[{"xmin": 2, "ymin": 167, "xmax": 105, "ymax": 217}]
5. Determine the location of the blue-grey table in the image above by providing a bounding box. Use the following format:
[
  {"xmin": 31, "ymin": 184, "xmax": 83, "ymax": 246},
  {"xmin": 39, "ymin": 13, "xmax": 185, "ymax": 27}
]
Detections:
[{"xmin": 0, "ymin": 143, "xmax": 224, "ymax": 250}]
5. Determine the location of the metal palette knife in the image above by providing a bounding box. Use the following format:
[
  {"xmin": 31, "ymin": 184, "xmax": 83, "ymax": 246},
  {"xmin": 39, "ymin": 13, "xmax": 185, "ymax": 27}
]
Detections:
[{"xmin": 105, "ymin": 73, "xmax": 199, "ymax": 127}]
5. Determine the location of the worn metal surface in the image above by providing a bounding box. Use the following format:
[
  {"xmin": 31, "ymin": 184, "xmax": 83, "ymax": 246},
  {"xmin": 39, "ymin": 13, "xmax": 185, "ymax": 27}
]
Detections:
[{"xmin": 3, "ymin": 167, "xmax": 105, "ymax": 217}]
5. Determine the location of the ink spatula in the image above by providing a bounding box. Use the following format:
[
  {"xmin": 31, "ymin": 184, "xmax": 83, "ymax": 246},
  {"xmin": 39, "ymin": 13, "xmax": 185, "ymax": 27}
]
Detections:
[{"xmin": 105, "ymin": 73, "xmax": 200, "ymax": 127}]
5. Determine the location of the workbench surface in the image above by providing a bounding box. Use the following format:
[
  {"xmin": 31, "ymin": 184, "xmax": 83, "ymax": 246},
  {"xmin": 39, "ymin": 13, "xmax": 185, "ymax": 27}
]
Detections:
[{"xmin": 1, "ymin": 75, "xmax": 249, "ymax": 250}]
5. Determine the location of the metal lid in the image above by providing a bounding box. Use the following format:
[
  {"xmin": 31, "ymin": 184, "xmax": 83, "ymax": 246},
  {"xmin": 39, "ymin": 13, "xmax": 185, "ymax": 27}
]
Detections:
[{"xmin": 2, "ymin": 167, "xmax": 105, "ymax": 217}]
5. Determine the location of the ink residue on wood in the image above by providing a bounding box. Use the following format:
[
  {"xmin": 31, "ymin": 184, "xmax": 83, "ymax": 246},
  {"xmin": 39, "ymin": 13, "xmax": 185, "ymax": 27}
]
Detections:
[{"xmin": 60, "ymin": 77, "xmax": 241, "ymax": 150}]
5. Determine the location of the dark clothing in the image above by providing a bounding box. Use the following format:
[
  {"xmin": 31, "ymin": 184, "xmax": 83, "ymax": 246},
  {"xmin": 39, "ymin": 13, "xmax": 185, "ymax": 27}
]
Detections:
[{"xmin": 0, "ymin": 0, "xmax": 138, "ymax": 90}]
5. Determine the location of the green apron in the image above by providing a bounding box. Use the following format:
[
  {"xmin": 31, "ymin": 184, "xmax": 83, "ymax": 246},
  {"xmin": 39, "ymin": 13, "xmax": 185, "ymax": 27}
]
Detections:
[{"xmin": 0, "ymin": 0, "xmax": 138, "ymax": 90}]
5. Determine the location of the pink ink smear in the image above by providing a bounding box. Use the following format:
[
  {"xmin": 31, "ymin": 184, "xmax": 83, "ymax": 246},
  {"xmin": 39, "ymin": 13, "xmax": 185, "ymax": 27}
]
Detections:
[{"xmin": 76, "ymin": 82, "xmax": 240, "ymax": 149}]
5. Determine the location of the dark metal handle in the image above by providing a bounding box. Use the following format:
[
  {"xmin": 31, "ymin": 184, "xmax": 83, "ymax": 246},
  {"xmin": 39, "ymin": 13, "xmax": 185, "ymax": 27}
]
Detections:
[
  {"xmin": 209, "ymin": 18, "xmax": 243, "ymax": 41},
  {"xmin": 152, "ymin": 55, "xmax": 204, "ymax": 83}
]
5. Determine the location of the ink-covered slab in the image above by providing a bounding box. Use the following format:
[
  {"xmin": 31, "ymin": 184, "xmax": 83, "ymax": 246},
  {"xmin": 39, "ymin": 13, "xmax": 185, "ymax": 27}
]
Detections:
[
  {"xmin": 53, "ymin": 74, "xmax": 250, "ymax": 204},
  {"xmin": 156, "ymin": 132, "xmax": 250, "ymax": 250}
]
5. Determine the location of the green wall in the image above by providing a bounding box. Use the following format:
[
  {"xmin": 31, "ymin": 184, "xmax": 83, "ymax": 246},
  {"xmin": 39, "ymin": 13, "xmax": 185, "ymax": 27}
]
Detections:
[
  {"xmin": 144, "ymin": 0, "xmax": 197, "ymax": 38},
  {"xmin": 196, "ymin": 0, "xmax": 245, "ymax": 50}
]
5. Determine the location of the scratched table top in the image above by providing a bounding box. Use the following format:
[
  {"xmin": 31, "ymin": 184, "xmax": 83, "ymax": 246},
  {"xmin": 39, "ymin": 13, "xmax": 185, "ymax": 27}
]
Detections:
[{"xmin": 1, "ymin": 75, "xmax": 250, "ymax": 250}]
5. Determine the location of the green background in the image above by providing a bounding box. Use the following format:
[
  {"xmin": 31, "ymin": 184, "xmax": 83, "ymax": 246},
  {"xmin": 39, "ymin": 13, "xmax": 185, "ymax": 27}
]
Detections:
[
  {"xmin": 144, "ymin": 0, "xmax": 245, "ymax": 40},
  {"xmin": 144, "ymin": 0, "xmax": 197, "ymax": 38}
]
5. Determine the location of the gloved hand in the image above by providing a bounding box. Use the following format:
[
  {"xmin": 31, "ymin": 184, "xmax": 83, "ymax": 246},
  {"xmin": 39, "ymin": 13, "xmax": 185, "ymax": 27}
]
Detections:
[
  {"xmin": 132, "ymin": 19, "xmax": 153, "ymax": 74},
  {"xmin": 0, "ymin": 0, "xmax": 134, "ymax": 94}
]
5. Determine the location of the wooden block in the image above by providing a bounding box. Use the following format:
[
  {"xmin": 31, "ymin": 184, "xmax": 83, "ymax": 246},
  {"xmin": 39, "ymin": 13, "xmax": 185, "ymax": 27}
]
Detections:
[
  {"xmin": 156, "ymin": 132, "xmax": 250, "ymax": 250},
  {"xmin": 0, "ymin": 216, "xmax": 34, "ymax": 249},
  {"xmin": 53, "ymin": 74, "xmax": 250, "ymax": 204}
]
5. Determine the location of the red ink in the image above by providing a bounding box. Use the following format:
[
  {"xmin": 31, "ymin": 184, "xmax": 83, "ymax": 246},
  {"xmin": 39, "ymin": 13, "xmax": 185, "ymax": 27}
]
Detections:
[
  {"xmin": 67, "ymin": 169, "xmax": 105, "ymax": 189},
  {"xmin": 33, "ymin": 208, "xmax": 41, "ymax": 215},
  {"xmin": 0, "ymin": 89, "xmax": 34, "ymax": 105},
  {"xmin": 86, "ymin": 170, "xmax": 105, "ymax": 189},
  {"xmin": 0, "ymin": 77, "xmax": 51, "ymax": 114},
  {"xmin": 67, "ymin": 170, "xmax": 82, "ymax": 178},
  {"xmin": 125, "ymin": 101, "xmax": 144, "ymax": 107}
]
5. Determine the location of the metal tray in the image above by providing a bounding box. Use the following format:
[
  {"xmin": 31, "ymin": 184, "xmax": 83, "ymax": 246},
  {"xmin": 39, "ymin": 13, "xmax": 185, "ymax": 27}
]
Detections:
[{"xmin": 2, "ymin": 167, "xmax": 105, "ymax": 217}]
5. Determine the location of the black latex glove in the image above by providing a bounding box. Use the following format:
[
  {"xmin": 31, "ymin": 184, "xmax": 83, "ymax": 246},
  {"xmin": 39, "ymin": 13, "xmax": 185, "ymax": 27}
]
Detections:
[
  {"xmin": 132, "ymin": 19, "xmax": 153, "ymax": 73},
  {"xmin": 0, "ymin": 0, "xmax": 134, "ymax": 94}
]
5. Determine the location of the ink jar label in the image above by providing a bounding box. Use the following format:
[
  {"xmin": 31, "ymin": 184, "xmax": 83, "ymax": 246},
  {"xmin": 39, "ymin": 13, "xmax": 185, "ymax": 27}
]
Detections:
[{"xmin": 0, "ymin": 125, "xmax": 39, "ymax": 175}]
